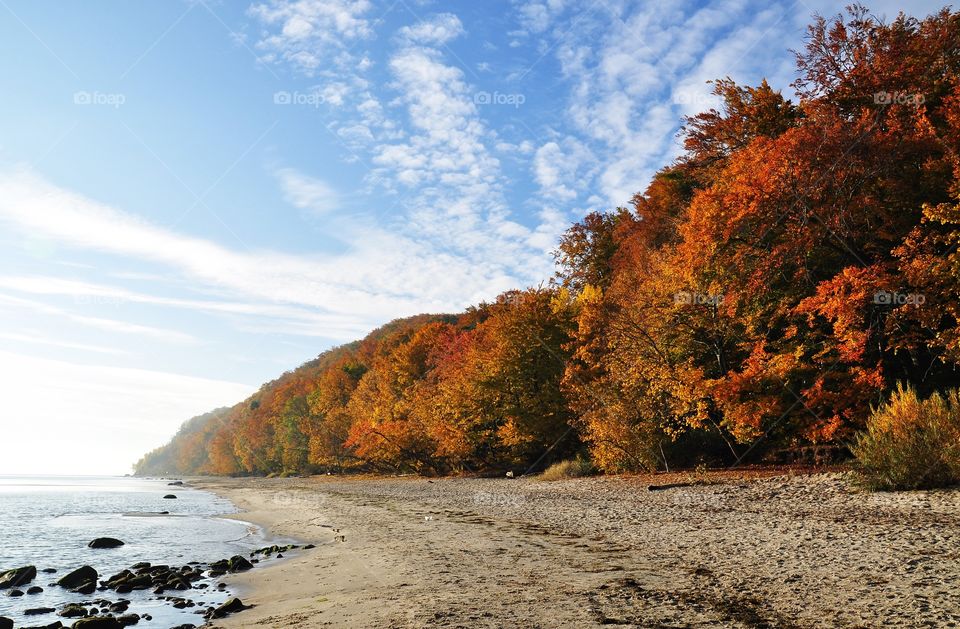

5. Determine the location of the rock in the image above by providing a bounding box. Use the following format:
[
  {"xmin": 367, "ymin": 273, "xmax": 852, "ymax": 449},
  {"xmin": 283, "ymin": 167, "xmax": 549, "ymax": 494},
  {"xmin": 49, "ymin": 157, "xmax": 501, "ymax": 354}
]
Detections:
[
  {"xmin": 7, "ymin": 589, "xmax": 23, "ymax": 597},
  {"xmin": 0, "ymin": 565, "xmax": 37, "ymax": 588},
  {"xmin": 41, "ymin": 568, "xmax": 57, "ymax": 573},
  {"xmin": 88, "ymin": 537, "xmax": 125, "ymax": 549},
  {"xmin": 209, "ymin": 597, "xmax": 247, "ymax": 618},
  {"xmin": 168, "ymin": 481, "xmax": 184, "ymax": 486},
  {"xmin": 228, "ymin": 555, "xmax": 253, "ymax": 572},
  {"xmin": 0, "ymin": 617, "xmax": 10, "ymax": 629},
  {"xmin": 20, "ymin": 623, "xmax": 61, "ymax": 629},
  {"xmin": 73, "ymin": 581, "xmax": 96, "ymax": 595},
  {"xmin": 72, "ymin": 619, "xmax": 122, "ymax": 629},
  {"xmin": 303, "ymin": 544, "xmax": 316, "ymax": 549},
  {"xmin": 163, "ymin": 494, "xmax": 177, "ymax": 499},
  {"xmin": 58, "ymin": 604, "xmax": 88, "ymax": 618},
  {"xmin": 116, "ymin": 613, "xmax": 140, "ymax": 626},
  {"xmin": 27, "ymin": 586, "xmax": 43, "ymax": 594},
  {"xmin": 24, "ymin": 607, "xmax": 56, "ymax": 616},
  {"xmin": 56, "ymin": 566, "xmax": 97, "ymax": 589}
]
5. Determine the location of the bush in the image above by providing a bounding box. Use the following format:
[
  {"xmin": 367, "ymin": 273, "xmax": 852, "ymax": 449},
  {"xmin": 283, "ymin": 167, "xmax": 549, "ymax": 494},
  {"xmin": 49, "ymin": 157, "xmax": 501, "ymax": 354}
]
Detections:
[
  {"xmin": 539, "ymin": 456, "xmax": 594, "ymax": 481},
  {"xmin": 852, "ymin": 384, "xmax": 960, "ymax": 490}
]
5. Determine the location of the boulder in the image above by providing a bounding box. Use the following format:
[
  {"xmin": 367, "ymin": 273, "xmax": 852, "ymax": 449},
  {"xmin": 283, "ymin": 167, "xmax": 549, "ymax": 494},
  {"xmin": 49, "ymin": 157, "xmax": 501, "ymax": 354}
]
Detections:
[
  {"xmin": 163, "ymin": 494, "xmax": 177, "ymax": 499},
  {"xmin": 41, "ymin": 568, "xmax": 57, "ymax": 574},
  {"xmin": 168, "ymin": 481, "xmax": 184, "ymax": 486},
  {"xmin": 58, "ymin": 604, "xmax": 88, "ymax": 618},
  {"xmin": 0, "ymin": 565, "xmax": 36, "ymax": 588},
  {"xmin": 88, "ymin": 538, "xmax": 125, "ymax": 549},
  {"xmin": 228, "ymin": 555, "xmax": 253, "ymax": 572},
  {"xmin": 72, "ymin": 619, "xmax": 122, "ymax": 629},
  {"xmin": 56, "ymin": 566, "xmax": 98, "ymax": 590},
  {"xmin": 7, "ymin": 589, "xmax": 23, "ymax": 597},
  {"xmin": 73, "ymin": 581, "xmax": 96, "ymax": 595},
  {"xmin": 209, "ymin": 597, "xmax": 247, "ymax": 618},
  {"xmin": 27, "ymin": 586, "xmax": 43, "ymax": 594},
  {"xmin": 0, "ymin": 617, "xmax": 10, "ymax": 629},
  {"xmin": 24, "ymin": 607, "xmax": 56, "ymax": 616},
  {"xmin": 116, "ymin": 614, "xmax": 140, "ymax": 626},
  {"xmin": 20, "ymin": 622, "xmax": 61, "ymax": 629}
]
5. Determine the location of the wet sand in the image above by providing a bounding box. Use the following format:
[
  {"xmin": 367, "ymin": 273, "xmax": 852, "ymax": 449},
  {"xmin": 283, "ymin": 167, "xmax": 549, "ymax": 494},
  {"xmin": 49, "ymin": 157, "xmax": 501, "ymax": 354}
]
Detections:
[{"xmin": 195, "ymin": 471, "xmax": 960, "ymax": 628}]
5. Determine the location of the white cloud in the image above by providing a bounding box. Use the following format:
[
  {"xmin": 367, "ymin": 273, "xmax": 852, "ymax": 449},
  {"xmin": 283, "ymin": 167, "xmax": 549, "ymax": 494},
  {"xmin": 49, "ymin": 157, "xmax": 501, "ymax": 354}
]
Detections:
[
  {"xmin": 397, "ymin": 13, "xmax": 465, "ymax": 46},
  {"xmin": 249, "ymin": 0, "xmax": 374, "ymax": 75},
  {"xmin": 0, "ymin": 168, "xmax": 564, "ymax": 339},
  {"xmin": 0, "ymin": 292, "xmax": 196, "ymax": 344},
  {"xmin": 533, "ymin": 137, "xmax": 594, "ymax": 201},
  {"xmin": 276, "ymin": 167, "xmax": 339, "ymax": 215}
]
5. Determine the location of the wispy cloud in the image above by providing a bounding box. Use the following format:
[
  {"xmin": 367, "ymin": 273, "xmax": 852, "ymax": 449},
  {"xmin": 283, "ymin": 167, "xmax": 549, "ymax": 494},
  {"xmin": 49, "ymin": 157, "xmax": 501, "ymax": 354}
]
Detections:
[
  {"xmin": 397, "ymin": 13, "xmax": 465, "ymax": 46},
  {"xmin": 0, "ymin": 293, "xmax": 197, "ymax": 344},
  {"xmin": 276, "ymin": 167, "xmax": 340, "ymax": 215},
  {"xmin": 248, "ymin": 0, "xmax": 374, "ymax": 75}
]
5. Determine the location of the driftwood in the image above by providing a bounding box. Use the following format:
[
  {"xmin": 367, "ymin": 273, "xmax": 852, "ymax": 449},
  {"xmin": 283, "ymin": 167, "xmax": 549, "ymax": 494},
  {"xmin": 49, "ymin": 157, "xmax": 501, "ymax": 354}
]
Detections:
[{"xmin": 647, "ymin": 481, "xmax": 699, "ymax": 491}]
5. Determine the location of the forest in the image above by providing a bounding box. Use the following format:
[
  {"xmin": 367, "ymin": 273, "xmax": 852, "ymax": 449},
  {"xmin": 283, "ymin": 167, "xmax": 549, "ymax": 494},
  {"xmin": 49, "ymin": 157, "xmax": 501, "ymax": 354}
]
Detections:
[{"xmin": 136, "ymin": 6, "xmax": 960, "ymax": 477}]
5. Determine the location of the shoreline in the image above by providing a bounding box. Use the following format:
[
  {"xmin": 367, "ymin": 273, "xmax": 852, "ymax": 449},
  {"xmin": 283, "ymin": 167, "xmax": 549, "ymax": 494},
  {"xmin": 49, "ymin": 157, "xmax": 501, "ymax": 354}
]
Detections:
[{"xmin": 193, "ymin": 471, "xmax": 960, "ymax": 628}]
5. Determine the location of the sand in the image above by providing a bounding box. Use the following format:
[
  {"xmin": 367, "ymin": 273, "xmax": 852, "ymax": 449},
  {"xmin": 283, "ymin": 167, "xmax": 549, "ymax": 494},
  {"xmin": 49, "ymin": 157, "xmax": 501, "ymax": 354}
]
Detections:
[{"xmin": 193, "ymin": 470, "xmax": 960, "ymax": 628}]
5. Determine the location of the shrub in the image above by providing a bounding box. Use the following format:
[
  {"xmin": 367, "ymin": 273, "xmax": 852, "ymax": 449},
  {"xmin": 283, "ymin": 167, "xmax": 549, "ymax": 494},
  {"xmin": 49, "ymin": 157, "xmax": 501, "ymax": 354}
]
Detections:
[
  {"xmin": 539, "ymin": 456, "xmax": 594, "ymax": 481},
  {"xmin": 851, "ymin": 384, "xmax": 960, "ymax": 490}
]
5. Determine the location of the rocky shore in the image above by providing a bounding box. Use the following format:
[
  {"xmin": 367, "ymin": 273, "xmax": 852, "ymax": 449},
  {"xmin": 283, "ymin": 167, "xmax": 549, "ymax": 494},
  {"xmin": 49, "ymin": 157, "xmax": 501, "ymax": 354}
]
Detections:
[
  {"xmin": 194, "ymin": 470, "xmax": 960, "ymax": 628},
  {"xmin": 0, "ymin": 509, "xmax": 308, "ymax": 629}
]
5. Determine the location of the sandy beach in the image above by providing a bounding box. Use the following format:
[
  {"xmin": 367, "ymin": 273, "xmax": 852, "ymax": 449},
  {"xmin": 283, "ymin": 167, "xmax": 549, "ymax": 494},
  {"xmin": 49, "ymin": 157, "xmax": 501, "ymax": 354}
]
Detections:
[{"xmin": 194, "ymin": 471, "xmax": 960, "ymax": 628}]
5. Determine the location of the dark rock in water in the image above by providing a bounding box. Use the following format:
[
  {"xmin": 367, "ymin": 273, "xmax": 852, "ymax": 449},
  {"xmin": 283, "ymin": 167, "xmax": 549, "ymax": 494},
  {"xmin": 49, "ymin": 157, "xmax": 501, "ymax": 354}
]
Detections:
[
  {"xmin": 24, "ymin": 607, "xmax": 56, "ymax": 616},
  {"xmin": 58, "ymin": 604, "xmax": 88, "ymax": 618},
  {"xmin": 27, "ymin": 586, "xmax": 43, "ymax": 594},
  {"xmin": 88, "ymin": 537, "xmax": 125, "ymax": 549},
  {"xmin": 130, "ymin": 562, "xmax": 150, "ymax": 570},
  {"xmin": 7, "ymin": 589, "xmax": 23, "ymax": 597},
  {"xmin": 168, "ymin": 481, "xmax": 184, "ymax": 486},
  {"xmin": 303, "ymin": 544, "xmax": 316, "ymax": 549},
  {"xmin": 56, "ymin": 566, "xmax": 97, "ymax": 589},
  {"xmin": 0, "ymin": 565, "xmax": 37, "ymax": 588},
  {"xmin": 109, "ymin": 601, "xmax": 129, "ymax": 613},
  {"xmin": 72, "ymin": 619, "xmax": 122, "ymax": 629},
  {"xmin": 21, "ymin": 622, "xmax": 61, "ymax": 629},
  {"xmin": 73, "ymin": 581, "xmax": 97, "ymax": 595},
  {"xmin": 40, "ymin": 568, "xmax": 57, "ymax": 574},
  {"xmin": 116, "ymin": 613, "xmax": 140, "ymax": 626},
  {"xmin": 228, "ymin": 555, "xmax": 253, "ymax": 572},
  {"xmin": 163, "ymin": 494, "xmax": 177, "ymax": 499},
  {"xmin": 209, "ymin": 597, "xmax": 248, "ymax": 619},
  {"xmin": 0, "ymin": 616, "xmax": 11, "ymax": 629}
]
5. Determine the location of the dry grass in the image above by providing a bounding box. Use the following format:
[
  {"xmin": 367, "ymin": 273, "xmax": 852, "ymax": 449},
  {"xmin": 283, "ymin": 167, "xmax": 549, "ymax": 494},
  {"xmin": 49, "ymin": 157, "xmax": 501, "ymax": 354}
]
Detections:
[
  {"xmin": 852, "ymin": 383, "xmax": 960, "ymax": 491},
  {"xmin": 539, "ymin": 457, "xmax": 594, "ymax": 481}
]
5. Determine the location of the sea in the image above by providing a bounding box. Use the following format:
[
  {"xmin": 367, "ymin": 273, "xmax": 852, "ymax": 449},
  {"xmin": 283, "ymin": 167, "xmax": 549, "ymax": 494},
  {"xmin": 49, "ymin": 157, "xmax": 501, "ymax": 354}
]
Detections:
[{"xmin": 0, "ymin": 475, "xmax": 270, "ymax": 628}]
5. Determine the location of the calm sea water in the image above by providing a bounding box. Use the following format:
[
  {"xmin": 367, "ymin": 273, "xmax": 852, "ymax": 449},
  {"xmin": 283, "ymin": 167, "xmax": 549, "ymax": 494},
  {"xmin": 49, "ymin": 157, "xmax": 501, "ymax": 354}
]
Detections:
[{"xmin": 0, "ymin": 475, "xmax": 268, "ymax": 628}]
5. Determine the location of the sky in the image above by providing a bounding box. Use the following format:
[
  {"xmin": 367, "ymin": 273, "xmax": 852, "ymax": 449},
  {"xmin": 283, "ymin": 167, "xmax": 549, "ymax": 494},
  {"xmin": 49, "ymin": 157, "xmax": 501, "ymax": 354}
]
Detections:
[{"xmin": 0, "ymin": 0, "xmax": 946, "ymax": 475}]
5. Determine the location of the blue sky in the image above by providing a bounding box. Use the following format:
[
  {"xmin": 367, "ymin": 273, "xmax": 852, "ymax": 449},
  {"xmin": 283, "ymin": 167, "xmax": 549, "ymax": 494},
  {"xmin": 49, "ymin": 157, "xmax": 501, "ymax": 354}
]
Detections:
[{"xmin": 0, "ymin": 0, "xmax": 945, "ymax": 474}]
